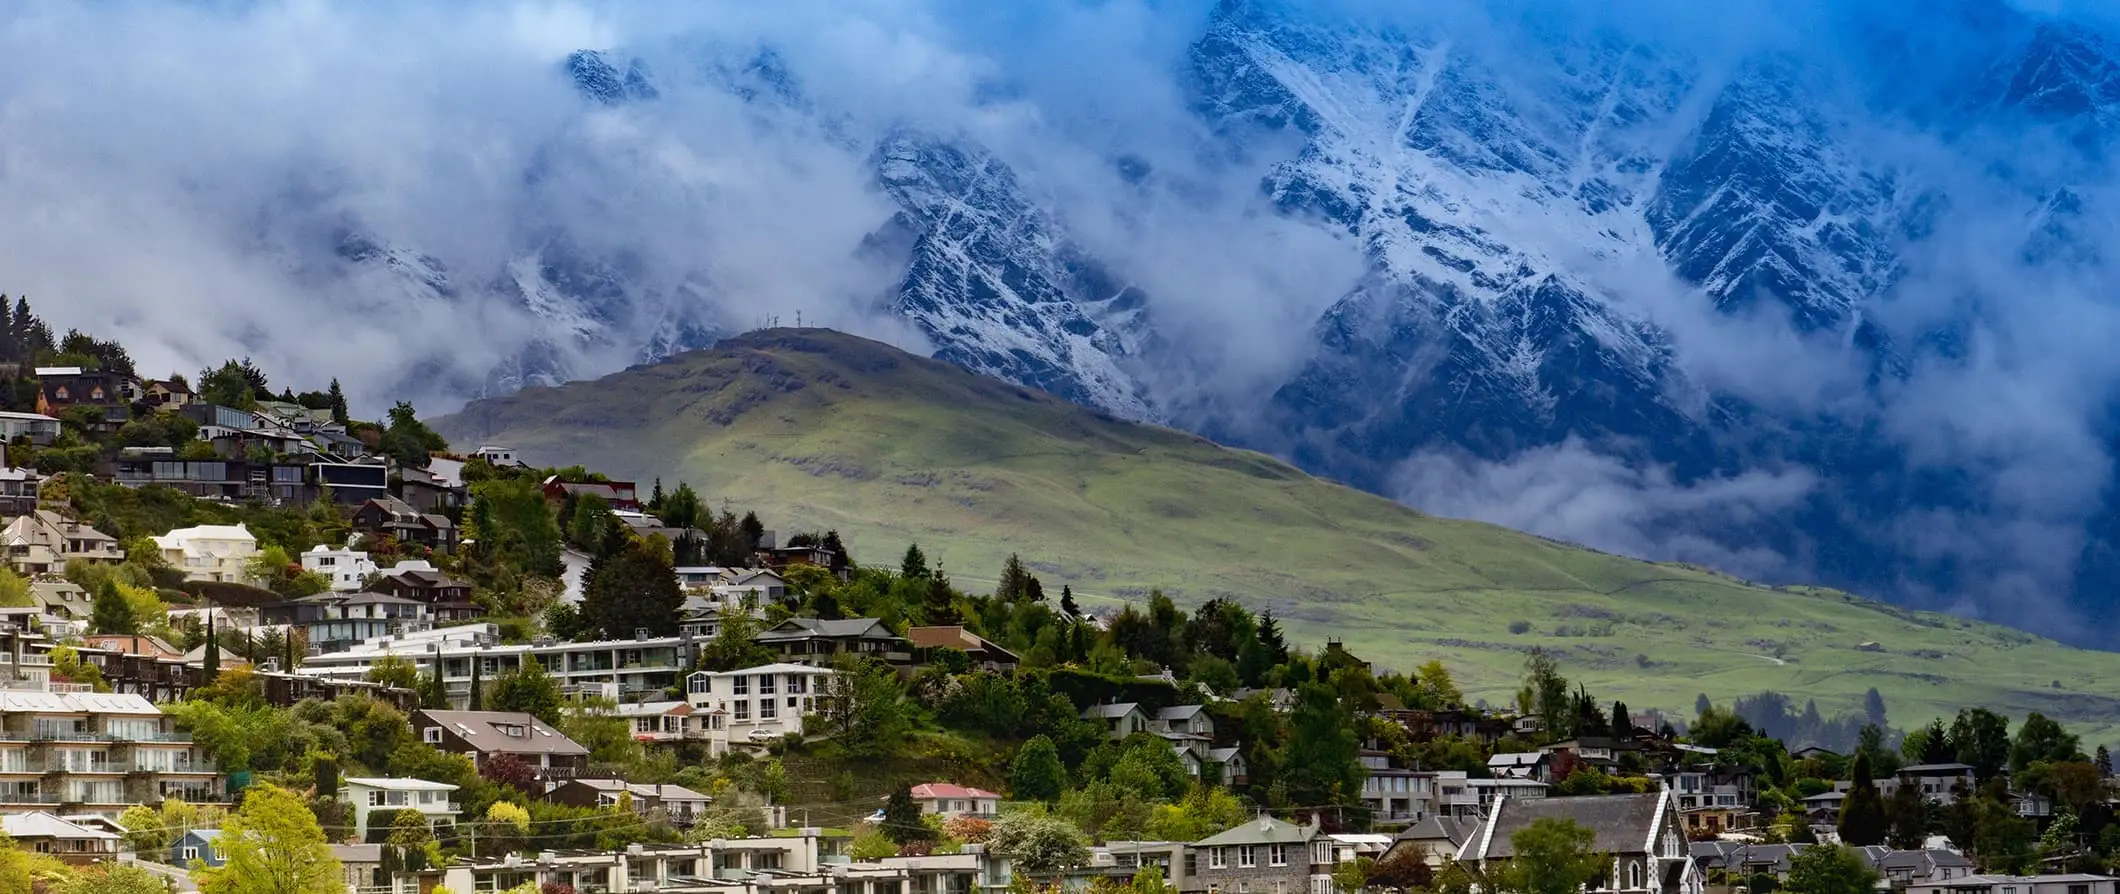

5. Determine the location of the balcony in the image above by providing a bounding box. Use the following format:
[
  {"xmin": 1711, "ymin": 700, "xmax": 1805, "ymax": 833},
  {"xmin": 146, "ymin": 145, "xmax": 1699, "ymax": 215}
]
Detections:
[{"xmin": 0, "ymin": 793, "xmax": 60, "ymax": 804}]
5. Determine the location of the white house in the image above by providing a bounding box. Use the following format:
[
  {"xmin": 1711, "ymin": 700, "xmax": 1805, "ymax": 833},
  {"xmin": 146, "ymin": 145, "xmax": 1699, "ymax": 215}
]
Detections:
[
  {"xmin": 153, "ymin": 524, "xmax": 259, "ymax": 584},
  {"xmin": 682, "ymin": 663, "xmax": 835, "ymax": 755},
  {"xmin": 301, "ymin": 545, "xmax": 379, "ymax": 592},
  {"xmin": 1906, "ymin": 876, "xmax": 2118, "ymax": 894},
  {"xmin": 618, "ymin": 701, "xmax": 699, "ymax": 742},
  {"xmin": 341, "ymin": 777, "xmax": 461, "ymax": 838},
  {"xmin": 907, "ymin": 783, "xmax": 1000, "ymax": 818}
]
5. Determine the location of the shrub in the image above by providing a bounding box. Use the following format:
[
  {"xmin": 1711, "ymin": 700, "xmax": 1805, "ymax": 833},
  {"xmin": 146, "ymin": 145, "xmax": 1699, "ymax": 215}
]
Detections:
[{"xmin": 1508, "ymin": 620, "xmax": 1532, "ymax": 635}]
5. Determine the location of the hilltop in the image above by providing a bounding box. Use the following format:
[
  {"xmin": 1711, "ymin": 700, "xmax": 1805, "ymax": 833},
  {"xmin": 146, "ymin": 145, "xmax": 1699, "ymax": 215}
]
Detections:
[{"xmin": 437, "ymin": 329, "xmax": 2120, "ymax": 742}]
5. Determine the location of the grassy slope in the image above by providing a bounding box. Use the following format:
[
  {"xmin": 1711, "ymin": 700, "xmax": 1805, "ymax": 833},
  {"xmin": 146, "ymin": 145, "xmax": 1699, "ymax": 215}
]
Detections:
[{"xmin": 437, "ymin": 329, "xmax": 2120, "ymax": 743}]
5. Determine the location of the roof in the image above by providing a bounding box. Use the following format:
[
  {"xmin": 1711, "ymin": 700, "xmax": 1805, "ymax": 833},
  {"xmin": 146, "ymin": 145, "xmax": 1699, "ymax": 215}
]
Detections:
[
  {"xmin": 1394, "ymin": 816, "xmax": 1476, "ymax": 848},
  {"xmin": 0, "ymin": 691, "xmax": 161, "ymax": 715},
  {"xmin": 909, "ymin": 783, "xmax": 1001, "ymax": 801},
  {"xmin": 0, "ymin": 412, "xmax": 60, "ymax": 423},
  {"xmin": 564, "ymin": 779, "xmax": 711, "ymax": 802},
  {"xmin": 1206, "ymin": 747, "xmax": 1244, "ymax": 763},
  {"xmin": 694, "ymin": 662, "xmax": 836, "ymax": 678},
  {"xmin": 1465, "ymin": 792, "xmax": 1667, "ymax": 860},
  {"xmin": 0, "ymin": 812, "xmax": 117, "ymax": 841},
  {"xmin": 755, "ymin": 617, "xmax": 898, "ymax": 642},
  {"xmin": 1899, "ymin": 763, "xmax": 1975, "ymax": 774},
  {"xmin": 905, "ymin": 626, "xmax": 1019, "ymax": 659},
  {"xmin": 1196, "ymin": 816, "xmax": 1319, "ymax": 848},
  {"xmin": 1083, "ymin": 703, "xmax": 1144, "ymax": 719},
  {"xmin": 180, "ymin": 829, "xmax": 222, "ymax": 844},
  {"xmin": 617, "ymin": 701, "xmax": 692, "ymax": 717},
  {"xmin": 1156, "ymin": 704, "xmax": 1206, "ymax": 722},
  {"xmin": 343, "ymin": 777, "xmax": 459, "ymax": 792},
  {"xmin": 152, "ymin": 524, "xmax": 254, "ymax": 547},
  {"xmin": 416, "ymin": 710, "xmax": 589, "ymax": 757},
  {"xmin": 332, "ymin": 844, "xmax": 384, "ymax": 864}
]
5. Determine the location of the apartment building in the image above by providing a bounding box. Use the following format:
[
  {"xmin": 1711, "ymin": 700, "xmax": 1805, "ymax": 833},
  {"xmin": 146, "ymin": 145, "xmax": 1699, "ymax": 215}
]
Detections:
[
  {"xmin": 1358, "ymin": 752, "xmax": 1435, "ymax": 824},
  {"xmin": 152, "ymin": 524, "xmax": 259, "ymax": 584},
  {"xmin": 296, "ymin": 624, "xmax": 690, "ymax": 705},
  {"xmin": 0, "ymin": 691, "xmax": 221, "ymax": 813},
  {"xmin": 682, "ymin": 663, "xmax": 834, "ymax": 755}
]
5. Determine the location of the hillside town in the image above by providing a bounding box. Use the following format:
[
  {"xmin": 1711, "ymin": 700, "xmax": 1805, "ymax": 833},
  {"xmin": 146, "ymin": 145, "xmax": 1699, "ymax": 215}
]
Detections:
[{"xmin": 2, "ymin": 304, "xmax": 2120, "ymax": 894}]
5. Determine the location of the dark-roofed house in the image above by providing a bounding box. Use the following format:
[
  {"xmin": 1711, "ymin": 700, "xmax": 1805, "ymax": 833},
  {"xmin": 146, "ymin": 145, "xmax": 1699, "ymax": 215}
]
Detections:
[
  {"xmin": 1191, "ymin": 816, "xmax": 1336, "ymax": 894},
  {"xmin": 906, "ymin": 625, "xmax": 1020, "ymax": 671},
  {"xmin": 261, "ymin": 592, "xmax": 432, "ymax": 654},
  {"xmin": 351, "ymin": 496, "xmax": 458, "ymax": 555},
  {"xmin": 1382, "ymin": 816, "xmax": 1478, "ymax": 869},
  {"xmin": 541, "ymin": 476, "xmax": 640, "ymax": 511},
  {"xmin": 413, "ymin": 709, "xmax": 590, "ymax": 777},
  {"xmin": 754, "ymin": 617, "xmax": 909, "ymax": 665},
  {"xmin": 376, "ymin": 566, "xmax": 483, "ymax": 622},
  {"xmin": 548, "ymin": 779, "xmax": 711, "ymax": 824},
  {"xmin": 1897, "ymin": 763, "xmax": 1977, "ymax": 804},
  {"xmin": 1082, "ymin": 703, "xmax": 1152, "ymax": 740},
  {"xmin": 1456, "ymin": 790, "xmax": 1697, "ymax": 894}
]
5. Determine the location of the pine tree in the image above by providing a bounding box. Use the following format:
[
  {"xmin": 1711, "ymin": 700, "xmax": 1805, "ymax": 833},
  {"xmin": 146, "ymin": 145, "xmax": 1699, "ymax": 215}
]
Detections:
[
  {"xmin": 1923, "ymin": 718, "xmax": 1955, "ymax": 764},
  {"xmin": 923, "ymin": 572, "xmax": 960, "ymax": 625},
  {"xmin": 2097, "ymin": 745, "xmax": 2113, "ymax": 778},
  {"xmin": 997, "ymin": 554, "xmax": 1032, "ymax": 601},
  {"xmin": 326, "ymin": 378, "xmax": 348, "ymax": 425},
  {"xmin": 1059, "ymin": 585, "xmax": 1079, "ymax": 618},
  {"xmin": 900, "ymin": 544, "xmax": 929, "ymax": 579},
  {"xmin": 1838, "ymin": 751, "xmax": 1888, "ymax": 846},
  {"xmin": 649, "ymin": 478, "xmax": 665, "ymax": 512},
  {"xmin": 1696, "ymin": 693, "xmax": 1714, "ymax": 717},
  {"xmin": 738, "ymin": 512, "xmax": 765, "ymax": 552},
  {"xmin": 91, "ymin": 580, "xmax": 138, "ymax": 635},
  {"xmin": 1256, "ymin": 610, "xmax": 1288, "ymax": 662},
  {"xmin": 882, "ymin": 786, "xmax": 930, "ymax": 845},
  {"xmin": 1886, "ymin": 778, "xmax": 1927, "ymax": 849},
  {"xmin": 1024, "ymin": 576, "xmax": 1045, "ymax": 603},
  {"xmin": 1611, "ymin": 701, "xmax": 1632, "ymax": 738},
  {"xmin": 203, "ymin": 614, "xmax": 221, "ymax": 684},
  {"xmin": 468, "ymin": 659, "xmax": 484, "ymax": 711}
]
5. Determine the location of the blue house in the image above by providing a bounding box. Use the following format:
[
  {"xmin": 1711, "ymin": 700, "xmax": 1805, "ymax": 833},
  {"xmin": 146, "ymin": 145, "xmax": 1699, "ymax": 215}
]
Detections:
[{"xmin": 172, "ymin": 829, "xmax": 224, "ymax": 868}]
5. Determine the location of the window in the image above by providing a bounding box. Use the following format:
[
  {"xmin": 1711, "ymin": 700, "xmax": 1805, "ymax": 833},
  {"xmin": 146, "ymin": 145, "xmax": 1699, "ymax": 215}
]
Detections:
[
  {"xmin": 181, "ymin": 847, "xmax": 198, "ymax": 861},
  {"xmin": 734, "ymin": 701, "xmax": 750, "ymax": 722},
  {"xmin": 760, "ymin": 675, "xmax": 777, "ymax": 695},
  {"xmin": 1237, "ymin": 846, "xmax": 1256, "ymax": 869},
  {"xmin": 733, "ymin": 676, "xmax": 749, "ymax": 695},
  {"xmin": 787, "ymin": 697, "xmax": 799, "ymax": 709},
  {"xmin": 1626, "ymin": 862, "xmax": 1641, "ymax": 889},
  {"xmin": 368, "ymin": 791, "xmax": 385, "ymax": 807},
  {"xmin": 1269, "ymin": 845, "xmax": 1287, "ymax": 867},
  {"xmin": 1210, "ymin": 848, "xmax": 1226, "ymax": 870},
  {"xmin": 424, "ymin": 727, "xmax": 442, "ymax": 744},
  {"xmin": 688, "ymin": 673, "xmax": 711, "ymax": 695},
  {"xmin": 760, "ymin": 700, "xmax": 777, "ymax": 721},
  {"xmin": 788, "ymin": 675, "xmax": 808, "ymax": 694}
]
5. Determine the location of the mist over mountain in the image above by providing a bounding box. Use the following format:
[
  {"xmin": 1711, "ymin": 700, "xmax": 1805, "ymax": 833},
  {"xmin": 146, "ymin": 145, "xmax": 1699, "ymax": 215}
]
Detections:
[{"xmin": 6, "ymin": 0, "xmax": 2120, "ymax": 643}]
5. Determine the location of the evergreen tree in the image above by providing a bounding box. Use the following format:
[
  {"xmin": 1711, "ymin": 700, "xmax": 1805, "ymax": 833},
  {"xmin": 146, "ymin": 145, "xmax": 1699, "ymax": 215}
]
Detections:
[
  {"xmin": 1255, "ymin": 610, "xmax": 1288, "ymax": 662},
  {"xmin": 202, "ymin": 614, "xmax": 220, "ymax": 684},
  {"xmin": 922, "ymin": 572, "xmax": 960, "ymax": 625},
  {"xmin": 1611, "ymin": 701, "xmax": 1632, "ymax": 738},
  {"xmin": 581, "ymin": 538, "xmax": 683, "ymax": 639},
  {"xmin": 649, "ymin": 478, "xmax": 665, "ymax": 512},
  {"xmin": 1838, "ymin": 751, "xmax": 1888, "ymax": 846},
  {"xmin": 997, "ymin": 554, "xmax": 1032, "ymax": 601},
  {"xmin": 1059, "ymin": 585, "xmax": 1079, "ymax": 618},
  {"xmin": 739, "ymin": 512, "xmax": 766, "ymax": 553},
  {"xmin": 1282, "ymin": 682, "xmax": 1364, "ymax": 805},
  {"xmin": 91, "ymin": 581, "xmax": 138, "ymax": 635},
  {"xmin": 1024, "ymin": 576, "xmax": 1045, "ymax": 604},
  {"xmin": 1695, "ymin": 693, "xmax": 1714, "ymax": 717},
  {"xmin": 326, "ymin": 378, "xmax": 348, "ymax": 425},
  {"xmin": 900, "ymin": 544, "xmax": 929, "ymax": 579},
  {"xmin": 882, "ymin": 786, "xmax": 930, "ymax": 846},
  {"xmin": 468, "ymin": 660, "xmax": 484, "ymax": 711},
  {"xmin": 1923, "ymin": 718, "xmax": 1955, "ymax": 764},
  {"xmin": 1886, "ymin": 777, "xmax": 1928, "ymax": 849},
  {"xmin": 2097, "ymin": 745, "xmax": 2113, "ymax": 778},
  {"xmin": 1951, "ymin": 708, "xmax": 2013, "ymax": 781},
  {"xmin": 1009, "ymin": 735, "xmax": 1067, "ymax": 802},
  {"xmin": 1863, "ymin": 687, "xmax": 1888, "ymax": 729}
]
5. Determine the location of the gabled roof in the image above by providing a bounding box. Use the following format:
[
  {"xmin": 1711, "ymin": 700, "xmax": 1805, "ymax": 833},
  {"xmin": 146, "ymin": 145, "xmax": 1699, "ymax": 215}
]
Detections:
[
  {"xmin": 905, "ymin": 626, "xmax": 1020, "ymax": 662},
  {"xmin": 617, "ymin": 701, "xmax": 692, "ymax": 717},
  {"xmin": 332, "ymin": 844, "xmax": 384, "ymax": 864},
  {"xmin": 1463, "ymin": 792, "xmax": 1670, "ymax": 860},
  {"xmin": 566, "ymin": 778, "xmax": 712, "ymax": 802},
  {"xmin": 1196, "ymin": 816, "xmax": 1318, "ymax": 848},
  {"xmin": 910, "ymin": 783, "xmax": 1002, "ymax": 801},
  {"xmin": 1394, "ymin": 816, "xmax": 1476, "ymax": 848},
  {"xmin": 1206, "ymin": 746, "xmax": 1244, "ymax": 763},
  {"xmin": 343, "ymin": 777, "xmax": 459, "ymax": 792},
  {"xmin": 1083, "ymin": 702, "xmax": 1145, "ymax": 720},
  {"xmin": 755, "ymin": 617, "xmax": 898, "ymax": 641},
  {"xmin": 415, "ymin": 710, "xmax": 589, "ymax": 757},
  {"xmin": 0, "ymin": 812, "xmax": 117, "ymax": 841},
  {"xmin": 1156, "ymin": 704, "xmax": 1207, "ymax": 722}
]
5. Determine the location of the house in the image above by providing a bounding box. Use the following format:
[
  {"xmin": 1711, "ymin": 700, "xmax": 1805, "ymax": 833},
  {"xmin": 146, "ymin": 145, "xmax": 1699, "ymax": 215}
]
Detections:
[
  {"xmin": 312, "ymin": 461, "xmax": 390, "ymax": 505},
  {"xmin": 1190, "ymin": 816, "xmax": 1337, "ymax": 894},
  {"xmin": 143, "ymin": 378, "xmax": 196, "ymax": 410},
  {"xmin": 0, "ymin": 464, "xmax": 41, "ymax": 517},
  {"xmin": 297, "ymin": 624, "xmax": 690, "ymax": 707},
  {"xmin": 549, "ymin": 779, "xmax": 712, "ymax": 823},
  {"xmin": 1206, "ymin": 747, "xmax": 1250, "ymax": 787},
  {"xmin": 0, "ymin": 690, "xmax": 222, "ymax": 811},
  {"xmin": 394, "ymin": 466, "xmax": 465, "ymax": 515},
  {"xmin": 1454, "ymin": 790, "xmax": 1698, "ymax": 894},
  {"xmin": 1868, "ymin": 847, "xmax": 1976, "ymax": 888},
  {"xmin": 908, "ymin": 783, "xmax": 1001, "ymax": 819},
  {"xmin": 1083, "ymin": 703, "xmax": 1153, "ymax": 740},
  {"xmin": 1897, "ymin": 763, "xmax": 1977, "ymax": 804},
  {"xmin": 906, "ymin": 626, "xmax": 1021, "ymax": 672},
  {"xmin": 1670, "ymin": 764, "xmax": 1758, "ymax": 837},
  {"xmin": 1488, "ymin": 752, "xmax": 1552, "ymax": 782},
  {"xmin": 473, "ymin": 446, "xmax": 522, "ymax": 467},
  {"xmin": 1381, "ymin": 816, "xmax": 1478, "ymax": 869},
  {"xmin": 27, "ymin": 580, "xmax": 88, "ymax": 635},
  {"xmin": 541, "ymin": 476, "xmax": 641, "ymax": 511},
  {"xmin": 34, "ymin": 368, "xmax": 130, "ymax": 427},
  {"xmin": 1, "ymin": 812, "xmax": 120, "ymax": 865},
  {"xmin": 681, "ymin": 663, "xmax": 835, "ymax": 755},
  {"xmin": 152, "ymin": 523, "xmax": 259, "ymax": 584},
  {"xmin": 1156, "ymin": 704, "xmax": 1215, "ymax": 739},
  {"xmin": 172, "ymin": 829, "xmax": 225, "ymax": 868},
  {"xmin": 80, "ymin": 635, "xmax": 182, "ymax": 660},
  {"xmin": 374, "ymin": 565, "xmax": 483, "ymax": 622},
  {"xmin": 715, "ymin": 570, "xmax": 788, "ymax": 603},
  {"xmin": 618, "ymin": 701, "xmax": 698, "ymax": 742},
  {"xmin": 1905, "ymin": 875, "xmax": 2119, "ymax": 894},
  {"xmin": 1359, "ymin": 752, "xmax": 1435, "ymax": 824},
  {"xmin": 754, "ymin": 544, "xmax": 845, "ymax": 578},
  {"xmin": 341, "ymin": 777, "xmax": 460, "ymax": 838},
  {"xmin": 262, "ymin": 592, "xmax": 432, "ymax": 654},
  {"xmin": 2, "ymin": 511, "xmax": 122, "ymax": 575},
  {"xmin": 350, "ymin": 496, "xmax": 458, "ymax": 555},
  {"xmin": 332, "ymin": 843, "xmax": 386, "ymax": 894},
  {"xmin": 0, "ymin": 412, "xmax": 61, "ymax": 446},
  {"xmin": 301, "ymin": 545, "xmax": 379, "ymax": 592},
  {"xmin": 413, "ymin": 709, "xmax": 590, "ymax": 776},
  {"xmin": 754, "ymin": 617, "xmax": 910, "ymax": 666}
]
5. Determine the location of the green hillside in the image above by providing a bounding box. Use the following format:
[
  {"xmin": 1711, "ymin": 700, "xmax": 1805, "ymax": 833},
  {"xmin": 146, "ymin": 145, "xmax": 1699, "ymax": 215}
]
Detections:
[{"xmin": 436, "ymin": 329, "xmax": 2120, "ymax": 743}]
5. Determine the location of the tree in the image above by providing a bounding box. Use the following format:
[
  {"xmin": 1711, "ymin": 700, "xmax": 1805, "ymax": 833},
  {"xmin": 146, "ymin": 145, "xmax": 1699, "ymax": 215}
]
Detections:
[
  {"xmin": 90, "ymin": 580, "xmax": 137, "ymax": 635},
  {"xmin": 326, "ymin": 379, "xmax": 348, "ymax": 425},
  {"xmin": 1060, "ymin": 585, "xmax": 1079, "ymax": 618},
  {"xmin": 1522, "ymin": 649, "xmax": 1570, "ymax": 742},
  {"xmin": 199, "ymin": 361, "xmax": 260, "ymax": 411},
  {"xmin": 1951, "ymin": 708, "xmax": 2012, "ymax": 781},
  {"xmin": 1331, "ymin": 857, "xmax": 1371, "ymax": 894},
  {"xmin": 468, "ymin": 659, "xmax": 484, "ymax": 711},
  {"xmin": 660, "ymin": 483, "xmax": 702, "ymax": 531},
  {"xmin": 379, "ymin": 401, "xmax": 446, "ymax": 469},
  {"xmin": 1557, "ymin": 768, "xmax": 1610, "ymax": 797},
  {"xmin": 1415, "ymin": 660, "xmax": 1462, "ymax": 708},
  {"xmin": 988, "ymin": 811, "xmax": 1090, "ymax": 873},
  {"xmin": 1497, "ymin": 818, "xmax": 1606, "ymax": 894},
  {"xmin": 2098, "ymin": 745, "xmax": 2113, "ymax": 778},
  {"xmin": 812, "ymin": 656, "xmax": 910, "ymax": 760},
  {"xmin": 900, "ymin": 544, "xmax": 929, "ymax": 579},
  {"xmin": 581, "ymin": 538, "xmax": 682, "ymax": 639},
  {"xmin": 697, "ymin": 610, "xmax": 774, "ymax": 672},
  {"xmin": 364, "ymin": 656, "xmax": 421, "ymax": 691},
  {"xmin": 203, "ymin": 613, "xmax": 220, "ymax": 683},
  {"xmin": 196, "ymin": 783, "xmax": 342, "ymax": 894},
  {"xmin": 489, "ymin": 656, "xmax": 563, "ymax": 725},
  {"xmin": 997, "ymin": 554, "xmax": 1033, "ymax": 601},
  {"xmin": 882, "ymin": 787, "xmax": 931, "ymax": 846},
  {"xmin": 1863, "ymin": 687, "xmax": 1888, "ymax": 728},
  {"xmin": 1009, "ymin": 735, "xmax": 1067, "ymax": 802},
  {"xmin": 1922, "ymin": 717, "xmax": 1955, "ymax": 765},
  {"xmin": 1281, "ymin": 682, "xmax": 1364, "ymax": 805},
  {"xmin": 118, "ymin": 803, "xmax": 170, "ymax": 856},
  {"xmin": 1838, "ymin": 752, "xmax": 1888, "ymax": 847},
  {"xmin": 1886, "ymin": 777, "xmax": 1928, "ymax": 849},
  {"xmin": 59, "ymin": 863, "xmax": 166, "ymax": 894},
  {"xmin": 1784, "ymin": 844, "xmax": 1881, "ymax": 894},
  {"xmin": 388, "ymin": 809, "xmax": 438, "ymax": 872},
  {"xmin": 482, "ymin": 802, "xmax": 530, "ymax": 858},
  {"xmin": 2011, "ymin": 712, "xmax": 2081, "ymax": 774}
]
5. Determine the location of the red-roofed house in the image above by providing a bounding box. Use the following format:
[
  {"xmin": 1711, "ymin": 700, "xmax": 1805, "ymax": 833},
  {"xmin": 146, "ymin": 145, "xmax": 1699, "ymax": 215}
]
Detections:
[{"xmin": 909, "ymin": 783, "xmax": 1001, "ymax": 819}]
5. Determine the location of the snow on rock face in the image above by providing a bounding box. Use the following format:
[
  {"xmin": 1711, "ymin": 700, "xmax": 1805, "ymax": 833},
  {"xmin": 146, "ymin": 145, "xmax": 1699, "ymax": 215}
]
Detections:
[{"xmin": 871, "ymin": 133, "xmax": 1154, "ymax": 420}]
